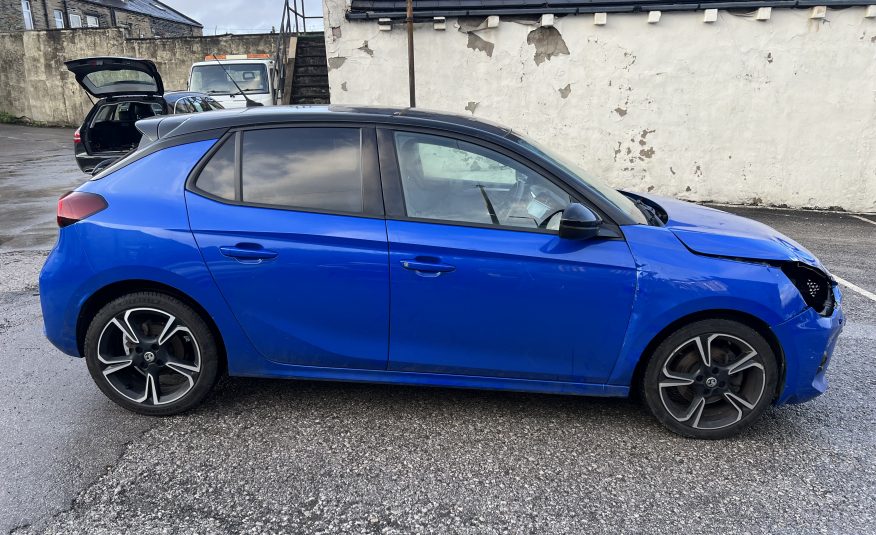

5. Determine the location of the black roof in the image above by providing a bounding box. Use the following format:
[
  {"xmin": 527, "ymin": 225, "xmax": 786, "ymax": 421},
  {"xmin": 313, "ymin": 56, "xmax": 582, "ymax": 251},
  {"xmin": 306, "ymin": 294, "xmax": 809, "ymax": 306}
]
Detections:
[
  {"xmin": 81, "ymin": 0, "xmax": 202, "ymax": 27},
  {"xmin": 348, "ymin": 0, "xmax": 870, "ymax": 19},
  {"xmin": 137, "ymin": 105, "xmax": 513, "ymax": 143},
  {"xmin": 163, "ymin": 90, "xmax": 213, "ymax": 102}
]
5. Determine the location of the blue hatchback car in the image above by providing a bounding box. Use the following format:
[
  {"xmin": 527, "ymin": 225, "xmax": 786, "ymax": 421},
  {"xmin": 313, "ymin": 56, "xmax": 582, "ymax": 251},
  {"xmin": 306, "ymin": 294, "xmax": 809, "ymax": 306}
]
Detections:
[{"xmin": 40, "ymin": 105, "xmax": 843, "ymax": 438}]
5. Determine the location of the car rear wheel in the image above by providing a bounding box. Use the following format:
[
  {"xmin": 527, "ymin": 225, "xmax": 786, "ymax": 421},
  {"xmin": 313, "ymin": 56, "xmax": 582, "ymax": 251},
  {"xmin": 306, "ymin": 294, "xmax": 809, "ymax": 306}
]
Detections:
[
  {"xmin": 84, "ymin": 292, "xmax": 219, "ymax": 416},
  {"xmin": 643, "ymin": 319, "xmax": 778, "ymax": 439}
]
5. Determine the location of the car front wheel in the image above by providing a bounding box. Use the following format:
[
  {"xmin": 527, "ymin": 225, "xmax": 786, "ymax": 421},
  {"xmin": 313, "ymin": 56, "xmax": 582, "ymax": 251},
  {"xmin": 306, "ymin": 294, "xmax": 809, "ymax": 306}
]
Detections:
[
  {"xmin": 83, "ymin": 292, "xmax": 219, "ymax": 416},
  {"xmin": 643, "ymin": 319, "xmax": 778, "ymax": 439}
]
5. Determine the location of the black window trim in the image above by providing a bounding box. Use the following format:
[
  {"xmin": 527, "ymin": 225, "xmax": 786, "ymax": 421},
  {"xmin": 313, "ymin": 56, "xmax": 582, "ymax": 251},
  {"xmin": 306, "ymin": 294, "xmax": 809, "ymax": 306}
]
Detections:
[
  {"xmin": 186, "ymin": 123, "xmax": 385, "ymax": 219},
  {"xmin": 376, "ymin": 126, "xmax": 624, "ymax": 239}
]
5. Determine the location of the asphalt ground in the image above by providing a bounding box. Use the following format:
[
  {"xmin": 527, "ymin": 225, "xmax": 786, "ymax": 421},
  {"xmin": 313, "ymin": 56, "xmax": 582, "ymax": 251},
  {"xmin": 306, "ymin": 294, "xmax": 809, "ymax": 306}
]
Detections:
[{"xmin": 1, "ymin": 123, "xmax": 874, "ymax": 534}]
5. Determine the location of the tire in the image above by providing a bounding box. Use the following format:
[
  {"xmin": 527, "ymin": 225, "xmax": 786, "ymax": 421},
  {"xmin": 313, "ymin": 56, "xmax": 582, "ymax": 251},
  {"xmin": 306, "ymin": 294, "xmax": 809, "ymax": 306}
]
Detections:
[
  {"xmin": 642, "ymin": 319, "xmax": 778, "ymax": 439},
  {"xmin": 83, "ymin": 292, "xmax": 220, "ymax": 416}
]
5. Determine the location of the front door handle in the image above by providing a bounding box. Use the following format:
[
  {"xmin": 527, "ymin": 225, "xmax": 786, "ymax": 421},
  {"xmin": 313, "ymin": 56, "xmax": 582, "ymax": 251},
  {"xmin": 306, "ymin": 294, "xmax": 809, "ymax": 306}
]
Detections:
[
  {"xmin": 219, "ymin": 244, "xmax": 278, "ymax": 261},
  {"xmin": 400, "ymin": 259, "xmax": 456, "ymax": 276}
]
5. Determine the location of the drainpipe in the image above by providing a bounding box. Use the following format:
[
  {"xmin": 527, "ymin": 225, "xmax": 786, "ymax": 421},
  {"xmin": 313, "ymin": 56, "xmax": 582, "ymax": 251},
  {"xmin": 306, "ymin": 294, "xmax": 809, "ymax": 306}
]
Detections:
[
  {"xmin": 406, "ymin": 0, "xmax": 415, "ymax": 107},
  {"xmin": 42, "ymin": 0, "xmax": 50, "ymax": 28},
  {"xmin": 62, "ymin": 0, "xmax": 70, "ymax": 27}
]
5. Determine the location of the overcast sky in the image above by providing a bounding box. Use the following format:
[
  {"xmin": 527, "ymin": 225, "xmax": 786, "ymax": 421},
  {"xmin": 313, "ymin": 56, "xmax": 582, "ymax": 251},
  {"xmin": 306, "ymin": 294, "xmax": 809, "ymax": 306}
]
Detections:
[{"xmin": 164, "ymin": 0, "xmax": 325, "ymax": 35}]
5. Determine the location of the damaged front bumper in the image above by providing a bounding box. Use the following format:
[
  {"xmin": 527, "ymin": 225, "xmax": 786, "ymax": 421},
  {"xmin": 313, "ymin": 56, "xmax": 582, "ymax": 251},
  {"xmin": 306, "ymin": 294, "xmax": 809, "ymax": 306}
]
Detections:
[{"xmin": 772, "ymin": 285, "xmax": 844, "ymax": 405}]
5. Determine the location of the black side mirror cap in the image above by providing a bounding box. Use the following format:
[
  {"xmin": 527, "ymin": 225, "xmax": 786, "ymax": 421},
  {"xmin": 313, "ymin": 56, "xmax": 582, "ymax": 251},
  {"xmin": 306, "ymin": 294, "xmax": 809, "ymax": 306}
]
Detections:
[{"xmin": 558, "ymin": 203, "xmax": 602, "ymax": 240}]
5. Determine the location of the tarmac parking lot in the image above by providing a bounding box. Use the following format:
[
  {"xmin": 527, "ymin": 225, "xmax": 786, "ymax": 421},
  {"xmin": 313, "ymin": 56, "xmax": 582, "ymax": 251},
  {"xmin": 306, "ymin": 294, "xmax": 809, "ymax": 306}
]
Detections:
[{"xmin": 1, "ymin": 123, "xmax": 875, "ymax": 534}]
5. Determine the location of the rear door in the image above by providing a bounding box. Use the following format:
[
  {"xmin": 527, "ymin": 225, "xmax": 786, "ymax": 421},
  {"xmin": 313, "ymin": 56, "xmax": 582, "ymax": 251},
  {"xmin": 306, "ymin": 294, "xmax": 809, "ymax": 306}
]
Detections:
[
  {"xmin": 186, "ymin": 125, "xmax": 389, "ymax": 369},
  {"xmin": 65, "ymin": 57, "xmax": 164, "ymax": 98}
]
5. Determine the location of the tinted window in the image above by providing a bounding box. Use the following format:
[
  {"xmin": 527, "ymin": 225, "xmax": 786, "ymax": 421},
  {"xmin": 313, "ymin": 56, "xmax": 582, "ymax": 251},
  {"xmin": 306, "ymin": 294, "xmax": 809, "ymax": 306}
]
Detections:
[
  {"xmin": 195, "ymin": 136, "xmax": 236, "ymax": 200},
  {"xmin": 174, "ymin": 98, "xmax": 194, "ymax": 114},
  {"xmin": 241, "ymin": 128, "xmax": 363, "ymax": 213},
  {"xmin": 205, "ymin": 98, "xmax": 223, "ymax": 110},
  {"xmin": 394, "ymin": 132, "xmax": 572, "ymax": 230},
  {"xmin": 189, "ymin": 97, "xmax": 207, "ymax": 113}
]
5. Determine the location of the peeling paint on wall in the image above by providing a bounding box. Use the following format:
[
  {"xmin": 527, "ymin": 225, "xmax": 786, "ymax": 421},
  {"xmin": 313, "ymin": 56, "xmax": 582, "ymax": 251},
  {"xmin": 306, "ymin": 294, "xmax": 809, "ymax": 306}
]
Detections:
[
  {"xmin": 465, "ymin": 101, "xmax": 479, "ymax": 113},
  {"xmin": 328, "ymin": 57, "xmax": 346, "ymax": 70},
  {"xmin": 526, "ymin": 26, "xmax": 569, "ymax": 66},
  {"xmin": 358, "ymin": 40, "xmax": 373, "ymax": 56},
  {"xmin": 466, "ymin": 33, "xmax": 494, "ymax": 57},
  {"xmin": 324, "ymin": 4, "xmax": 876, "ymax": 212}
]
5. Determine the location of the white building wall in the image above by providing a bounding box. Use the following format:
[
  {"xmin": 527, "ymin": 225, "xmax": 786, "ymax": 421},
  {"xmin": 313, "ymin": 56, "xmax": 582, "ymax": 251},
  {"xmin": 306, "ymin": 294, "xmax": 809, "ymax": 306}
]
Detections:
[{"xmin": 323, "ymin": 2, "xmax": 876, "ymax": 212}]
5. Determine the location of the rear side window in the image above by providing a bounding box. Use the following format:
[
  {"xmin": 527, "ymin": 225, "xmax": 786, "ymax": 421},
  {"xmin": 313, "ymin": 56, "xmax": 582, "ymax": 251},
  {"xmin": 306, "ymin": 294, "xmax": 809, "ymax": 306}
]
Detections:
[
  {"xmin": 195, "ymin": 137, "xmax": 236, "ymax": 200},
  {"xmin": 241, "ymin": 128, "xmax": 363, "ymax": 213}
]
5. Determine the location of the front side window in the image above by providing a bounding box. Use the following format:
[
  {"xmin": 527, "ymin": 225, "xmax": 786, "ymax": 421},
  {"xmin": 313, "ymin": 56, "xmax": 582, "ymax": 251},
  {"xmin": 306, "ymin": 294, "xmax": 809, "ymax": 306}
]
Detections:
[
  {"xmin": 394, "ymin": 132, "xmax": 572, "ymax": 230},
  {"xmin": 86, "ymin": 15, "xmax": 99, "ymax": 27},
  {"xmin": 69, "ymin": 13, "xmax": 82, "ymax": 27},
  {"xmin": 241, "ymin": 128, "xmax": 363, "ymax": 213},
  {"xmin": 53, "ymin": 9, "xmax": 64, "ymax": 28},
  {"xmin": 21, "ymin": 1, "xmax": 33, "ymax": 29}
]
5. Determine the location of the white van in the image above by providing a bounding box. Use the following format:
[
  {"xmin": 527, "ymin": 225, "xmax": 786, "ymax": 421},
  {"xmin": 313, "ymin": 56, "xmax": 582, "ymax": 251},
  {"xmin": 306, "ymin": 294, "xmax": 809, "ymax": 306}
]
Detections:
[{"xmin": 188, "ymin": 55, "xmax": 281, "ymax": 108}]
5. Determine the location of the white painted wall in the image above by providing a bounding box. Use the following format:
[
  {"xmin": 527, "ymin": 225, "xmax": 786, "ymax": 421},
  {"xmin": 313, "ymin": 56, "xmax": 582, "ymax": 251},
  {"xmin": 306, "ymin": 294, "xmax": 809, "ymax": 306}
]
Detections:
[{"xmin": 323, "ymin": 3, "xmax": 876, "ymax": 212}]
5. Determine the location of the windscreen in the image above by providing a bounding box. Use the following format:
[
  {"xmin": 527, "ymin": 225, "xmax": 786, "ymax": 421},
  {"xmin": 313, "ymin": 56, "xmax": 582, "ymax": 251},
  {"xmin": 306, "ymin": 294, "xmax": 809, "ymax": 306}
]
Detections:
[{"xmin": 190, "ymin": 64, "xmax": 269, "ymax": 95}]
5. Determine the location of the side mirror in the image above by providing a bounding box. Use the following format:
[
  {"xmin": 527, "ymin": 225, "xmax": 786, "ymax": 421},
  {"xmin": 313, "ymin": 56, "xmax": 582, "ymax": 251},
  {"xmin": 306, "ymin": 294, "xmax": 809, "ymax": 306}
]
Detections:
[{"xmin": 558, "ymin": 203, "xmax": 602, "ymax": 240}]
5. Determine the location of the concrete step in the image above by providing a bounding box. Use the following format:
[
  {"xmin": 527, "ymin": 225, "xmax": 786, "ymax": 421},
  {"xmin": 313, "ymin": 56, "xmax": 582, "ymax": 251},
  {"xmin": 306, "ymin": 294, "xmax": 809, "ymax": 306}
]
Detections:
[
  {"xmin": 293, "ymin": 75, "xmax": 329, "ymax": 86},
  {"xmin": 293, "ymin": 64, "xmax": 328, "ymax": 76},
  {"xmin": 292, "ymin": 86, "xmax": 330, "ymax": 98},
  {"xmin": 295, "ymin": 56, "xmax": 327, "ymax": 67},
  {"xmin": 291, "ymin": 96, "xmax": 330, "ymax": 104}
]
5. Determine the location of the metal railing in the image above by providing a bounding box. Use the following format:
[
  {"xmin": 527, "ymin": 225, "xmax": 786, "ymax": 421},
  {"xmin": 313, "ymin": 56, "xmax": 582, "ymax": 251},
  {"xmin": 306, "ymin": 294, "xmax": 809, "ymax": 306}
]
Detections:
[
  {"xmin": 279, "ymin": 0, "xmax": 322, "ymax": 36},
  {"xmin": 274, "ymin": 0, "xmax": 324, "ymax": 104}
]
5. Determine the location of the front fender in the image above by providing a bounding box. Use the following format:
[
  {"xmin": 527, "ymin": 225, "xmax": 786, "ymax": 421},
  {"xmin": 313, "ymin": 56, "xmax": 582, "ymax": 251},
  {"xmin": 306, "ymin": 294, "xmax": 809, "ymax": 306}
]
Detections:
[{"xmin": 608, "ymin": 225, "xmax": 808, "ymax": 386}]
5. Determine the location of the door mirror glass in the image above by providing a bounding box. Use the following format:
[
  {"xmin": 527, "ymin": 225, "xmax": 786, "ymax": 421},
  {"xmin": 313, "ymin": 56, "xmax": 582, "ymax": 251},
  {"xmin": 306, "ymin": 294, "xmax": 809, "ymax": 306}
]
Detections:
[{"xmin": 559, "ymin": 203, "xmax": 601, "ymax": 240}]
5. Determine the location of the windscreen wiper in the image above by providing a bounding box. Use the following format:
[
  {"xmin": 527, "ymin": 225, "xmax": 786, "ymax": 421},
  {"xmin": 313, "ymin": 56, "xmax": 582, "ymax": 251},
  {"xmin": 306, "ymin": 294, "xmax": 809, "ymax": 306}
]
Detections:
[
  {"xmin": 208, "ymin": 54, "xmax": 263, "ymax": 107},
  {"xmin": 633, "ymin": 198, "xmax": 662, "ymax": 226}
]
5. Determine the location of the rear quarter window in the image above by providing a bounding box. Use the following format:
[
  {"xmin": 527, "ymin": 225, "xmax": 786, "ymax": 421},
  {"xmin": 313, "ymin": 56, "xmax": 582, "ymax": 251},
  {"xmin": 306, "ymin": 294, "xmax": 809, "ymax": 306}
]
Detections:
[
  {"xmin": 240, "ymin": 127, "xmax": 363, "ymax": 214},
  {"xmin": 193, "ymin": 137, "xmax": 236, "ymax": 200}
]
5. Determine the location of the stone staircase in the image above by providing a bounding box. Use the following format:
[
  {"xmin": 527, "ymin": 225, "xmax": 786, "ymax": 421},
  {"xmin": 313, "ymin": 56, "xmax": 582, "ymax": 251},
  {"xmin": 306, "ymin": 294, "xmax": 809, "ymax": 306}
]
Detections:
[{"xmin": 290, "ymin": 35, "xmax": 330, "ymax": 104}]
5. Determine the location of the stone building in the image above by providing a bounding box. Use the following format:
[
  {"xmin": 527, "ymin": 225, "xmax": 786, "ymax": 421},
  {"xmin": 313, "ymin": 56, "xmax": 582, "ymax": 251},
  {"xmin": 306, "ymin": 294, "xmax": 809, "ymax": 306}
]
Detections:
[{"xmin": 2, "ymin": 0, "xmax": 201, "ymax": 37}]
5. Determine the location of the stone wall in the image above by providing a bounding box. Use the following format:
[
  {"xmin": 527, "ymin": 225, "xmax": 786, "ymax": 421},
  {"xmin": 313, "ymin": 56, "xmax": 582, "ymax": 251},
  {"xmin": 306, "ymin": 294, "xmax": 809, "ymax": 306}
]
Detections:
[
  {"xmin": 0, "ymin": 0, "xmax": 201, "ymax": 36},
  {"xmin": 0, "ymin": 28, "xmax": 279, "ymax": 125},
  {"xmin": 324, "ymin": 3, "xmax": 876, "ymax": 212}
]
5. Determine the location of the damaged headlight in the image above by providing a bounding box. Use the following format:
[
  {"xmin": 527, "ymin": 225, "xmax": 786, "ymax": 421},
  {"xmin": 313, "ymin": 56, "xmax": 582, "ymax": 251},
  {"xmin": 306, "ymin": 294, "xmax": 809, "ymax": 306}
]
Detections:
[{"xmin": 781, "ymin": 262, "xmax": 835, "ymax": 316}]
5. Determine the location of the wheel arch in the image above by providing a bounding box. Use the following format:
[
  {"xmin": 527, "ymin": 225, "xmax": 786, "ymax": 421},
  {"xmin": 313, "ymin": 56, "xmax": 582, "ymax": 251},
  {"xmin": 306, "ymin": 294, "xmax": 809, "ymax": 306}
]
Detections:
[
  {"xmin": 76, "ymin": 279, "xmax": 228, "ymax": 374},
  {"xmin": 629, "ymin": 309, "xmax": 785, "ymax": 401}
]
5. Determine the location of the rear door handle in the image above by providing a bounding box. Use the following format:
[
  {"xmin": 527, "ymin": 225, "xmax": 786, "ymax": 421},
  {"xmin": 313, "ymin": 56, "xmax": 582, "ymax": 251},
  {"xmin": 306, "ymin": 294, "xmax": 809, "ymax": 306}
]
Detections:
[
  {"xmin": 219, "ymin": 244, "xmax": 278, "ymax": 261},
  {"xmin": 400, "ymin": 259, "xmax": 456, "ymax": 275}
]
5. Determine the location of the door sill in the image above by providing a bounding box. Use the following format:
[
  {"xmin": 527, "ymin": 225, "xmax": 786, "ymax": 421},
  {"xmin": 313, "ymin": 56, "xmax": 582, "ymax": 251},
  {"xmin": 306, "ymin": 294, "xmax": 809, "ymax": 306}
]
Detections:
[{"xmin": 231, "ymin": 364, "xmax": 629, "ymax": 398}]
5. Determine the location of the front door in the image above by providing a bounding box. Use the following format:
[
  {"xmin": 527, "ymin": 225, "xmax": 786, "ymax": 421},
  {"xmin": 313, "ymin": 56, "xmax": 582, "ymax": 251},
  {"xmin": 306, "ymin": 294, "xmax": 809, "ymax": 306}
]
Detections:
[
  {"xmin": 383, "ymin": 130, "xmax": 637, "ymax": 383},
  {"xmin": 186, "ymin": 125, "xmax": 389, "ymax": 369}
]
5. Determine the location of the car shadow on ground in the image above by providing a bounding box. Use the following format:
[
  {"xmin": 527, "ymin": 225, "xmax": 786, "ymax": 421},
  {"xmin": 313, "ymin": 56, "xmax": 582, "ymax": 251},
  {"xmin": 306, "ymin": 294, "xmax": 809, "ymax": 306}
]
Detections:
[{"xmin": 190, "ymin": 375, "xmax": 814, "ymax": 442}]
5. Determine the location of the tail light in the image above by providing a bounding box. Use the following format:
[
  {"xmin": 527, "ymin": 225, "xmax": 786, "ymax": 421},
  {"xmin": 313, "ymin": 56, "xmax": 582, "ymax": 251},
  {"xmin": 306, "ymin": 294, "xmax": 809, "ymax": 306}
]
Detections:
[
  {"xmin": 73, "ymin": 128, "xmax": 81, "ymax": 144},
  {"xmin": 57, "ymin": 191, "xmax": 107, "ymax": 227}
]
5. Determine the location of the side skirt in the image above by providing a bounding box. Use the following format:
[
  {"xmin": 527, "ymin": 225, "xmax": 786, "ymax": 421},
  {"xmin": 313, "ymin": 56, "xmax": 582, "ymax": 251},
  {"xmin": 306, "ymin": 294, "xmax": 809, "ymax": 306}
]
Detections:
[{"xmin": 231, "ymin": 364, "xmax": 630, "ymax": 398}]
